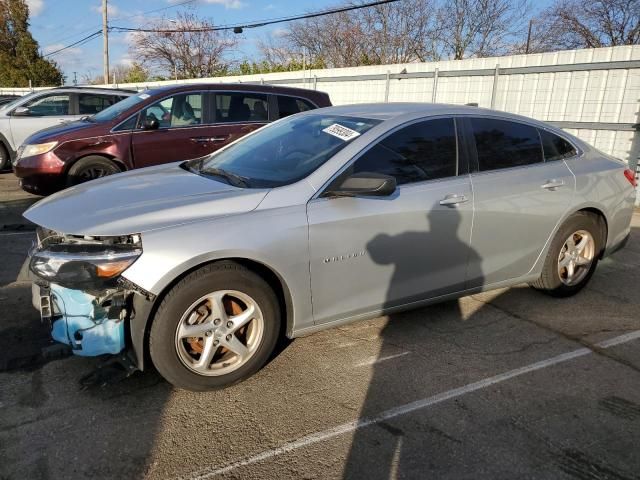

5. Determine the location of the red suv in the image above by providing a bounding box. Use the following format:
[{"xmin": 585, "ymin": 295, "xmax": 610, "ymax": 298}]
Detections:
[{"xmin": 13, "ymin": 83, "xmax": 331, "ymax": 194}]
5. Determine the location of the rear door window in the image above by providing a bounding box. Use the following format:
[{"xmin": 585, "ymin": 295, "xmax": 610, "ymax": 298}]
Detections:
[
  {"xmin": 277, "ymin": 96, "xmax": 314, "ymax": 118},
  {"xmin": 539, "ymin": 129, "xmax": 577, "ymax": 161},
  {"xmin": 23, "ymin": 94, "xmax": 70, "ymax": 116},
  {"xmin": 350, "ymin": 118, "xmax": 458, "ymax": 185},
  {"xmin": 215, "ymin": 93, "xmax": 268, "ymax": 123},
  {"xmin": 470, "ymin": 118, "xmax": 543, "ymax": 172}
]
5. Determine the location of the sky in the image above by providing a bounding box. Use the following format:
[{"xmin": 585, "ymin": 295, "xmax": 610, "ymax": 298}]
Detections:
[{"xmin": 26, "ymin": 0, "xmax": 339, "ymax": 83}]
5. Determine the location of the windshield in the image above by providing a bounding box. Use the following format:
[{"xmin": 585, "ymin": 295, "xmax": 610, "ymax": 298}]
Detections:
[
  {"xmin": 91, "ymin": 92, "xmax": 148, "ymax": 122},
  {"xmin": 192, "ymin": 114, "xmax": 381, "ymax": 188}
]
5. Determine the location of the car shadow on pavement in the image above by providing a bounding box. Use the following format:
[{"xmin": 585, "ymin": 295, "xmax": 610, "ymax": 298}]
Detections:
[
  {"xmin": 342, "ymin": 204, "xmax": 483, "ymax": 479},
  {"xmin": 342, "ymin": 214, "xmax": 640, "ymax": 479}
]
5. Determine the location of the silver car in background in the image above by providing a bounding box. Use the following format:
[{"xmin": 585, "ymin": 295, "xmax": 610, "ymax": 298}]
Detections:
[
  {"xmin": 0, "ymin": 87, "xmax": 134, "ymax": 170},
  {"xmin": 24, "ymin": 104, "xmax": 637, "ymax": 390}
]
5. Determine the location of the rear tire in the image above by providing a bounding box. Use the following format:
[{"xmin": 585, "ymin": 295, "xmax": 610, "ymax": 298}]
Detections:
[
  {"xmin": 66, "ymin": 156, "xmax": 120, "ymax": 186},
  {"xmin": 150, "ymin": 262, "xmax": 281, "ymax": 391},
  {"xmin": 530, "ymin": 212, "xmax": 602, "ymax": 297},
  {"xmin": 0, "ymin": 143, "xmax": 10, "ymax": 170}
]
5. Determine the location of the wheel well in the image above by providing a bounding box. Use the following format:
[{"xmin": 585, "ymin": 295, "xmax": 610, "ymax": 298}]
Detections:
[
  {"xmin": 577, "ymin": 207, "xmax": 608, "ymax": 257},
  {"xmin": 66, "ymin": 154, "xmax": 125, "ymax": 174},
  {"xmin": 140, "ymin": 257, "xmax": 293, "ymax": 369}
]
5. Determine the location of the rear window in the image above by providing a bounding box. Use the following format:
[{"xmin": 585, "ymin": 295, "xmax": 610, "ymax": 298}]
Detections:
[
  {"xmin": 540, "ymin": 129, "xmax": 577, "ymax": 161},
  {"xmin": 470, "ymin": 118, "xmax": 543, "ymax": 172},
  {"xmin": 277, "ymin": 96, "xmax": 314, "ymax": 118},
  {"xmin": 215, "ymin": 93, "xmax": 268, "ymax": 123}
]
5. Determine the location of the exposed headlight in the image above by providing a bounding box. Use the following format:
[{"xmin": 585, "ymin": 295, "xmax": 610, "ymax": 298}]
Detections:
[
  {"xmin": 29, "ymin": 235, "xmax": 142, "ymax": 289},
  {"xmin": 21, "ymin": 141, "xmax": 58, "ymax": 159}
]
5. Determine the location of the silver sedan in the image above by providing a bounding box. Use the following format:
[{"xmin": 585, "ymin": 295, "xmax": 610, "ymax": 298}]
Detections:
[{"xmin": 25, "ymin": 104, "xmax": 637, "ymax": 390}]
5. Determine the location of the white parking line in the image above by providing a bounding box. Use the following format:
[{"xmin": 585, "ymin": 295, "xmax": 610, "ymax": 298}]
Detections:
[
  {"xmin": 356, "ymin": 351, "xmax": 411, "ymax": 367},
  {"xmin": 186, "ymin": 329, "xmax": 640, "ymax": 480}
]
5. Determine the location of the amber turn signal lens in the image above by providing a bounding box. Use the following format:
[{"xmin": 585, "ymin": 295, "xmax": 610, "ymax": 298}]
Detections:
[{"xmin": 96, "ymin": 259, "xmax": 136, "ymax": 278}]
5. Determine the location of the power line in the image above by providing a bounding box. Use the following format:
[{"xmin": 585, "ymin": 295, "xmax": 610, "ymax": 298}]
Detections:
[
  {"xmin": 44, "ymin": 30, "xmax": 102, "ymax": 57},
  {"xmin": 111, "ymin": 0, "xmax": 403, "ymax": 33},
  {"xmin": 42, "ymin": 0, "xmax": 404, "ymax": 60},
  {"xmin": 42, "ymin": 0, "xmax": 198, "ymax": 53}
]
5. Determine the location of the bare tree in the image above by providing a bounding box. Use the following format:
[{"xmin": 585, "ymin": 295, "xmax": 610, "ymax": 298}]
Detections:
[
  {"xmin": 358, "ymin": 0, "xmax": 444, "ymax": 62},
  {"xmin": 523, "ymin": 0, "xmax": 640, "ymax": 52},
  {"xmin": 259, "ymin": 0, "xmax": 442, "ymax": 69},
  {"xmin": 438, "ymin": 0, "xmax": 530, "ymax": 59},
  {"xmin": 128, "ymin": 11, "xmax": 237, "ymax": 79}
]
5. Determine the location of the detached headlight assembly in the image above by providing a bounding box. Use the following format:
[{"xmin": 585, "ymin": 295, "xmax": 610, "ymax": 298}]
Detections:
[
  {"xmin": 30, "ymin": 236, "xmax": 142, "ymax": 289},
  {"xmin": 21, "ymin": 141, "xmax": 58, "ymax": 158}
]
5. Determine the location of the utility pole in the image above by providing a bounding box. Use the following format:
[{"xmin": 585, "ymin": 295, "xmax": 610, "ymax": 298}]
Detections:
[
  {"xmin": 73, "ymin": 72, "xmax": 77, "ymax": 86},
  {"xmin": 525, "ymin": 19, "xmax": 533, "ymax": 54},
  {"xmin": 102, "ymin": 0, "xmax": 109, "ymax": 84}
]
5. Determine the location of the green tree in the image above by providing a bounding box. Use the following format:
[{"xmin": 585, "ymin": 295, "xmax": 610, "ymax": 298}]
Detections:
[{"xmin": 0, "ymin": 0, "xmax": 62, "ymax": 87}]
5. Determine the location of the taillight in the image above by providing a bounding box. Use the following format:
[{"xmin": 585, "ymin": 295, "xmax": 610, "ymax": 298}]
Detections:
[{"xmin": 623, "ymin": 169, "xmax": 637, "ymax": 187}]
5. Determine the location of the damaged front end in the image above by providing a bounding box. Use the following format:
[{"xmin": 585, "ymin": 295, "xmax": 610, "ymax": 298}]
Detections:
[{"xmin": 29, "ymin": 227, "xmax": 148, "ymax": 359}]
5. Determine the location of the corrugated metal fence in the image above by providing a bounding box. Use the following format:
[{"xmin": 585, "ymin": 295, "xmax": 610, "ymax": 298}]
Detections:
[{"xmin": 3, "ymin": 45, "xmax": 639, "ymax": 199}]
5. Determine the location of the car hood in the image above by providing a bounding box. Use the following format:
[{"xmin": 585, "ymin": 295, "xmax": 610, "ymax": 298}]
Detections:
[
  {"xmin": 26, "ymin": 119, "xmax": 102, "ymax": 144},
  {"xmin": 24, "ymin": 163, "xmax": 270, "ymax": 236}
]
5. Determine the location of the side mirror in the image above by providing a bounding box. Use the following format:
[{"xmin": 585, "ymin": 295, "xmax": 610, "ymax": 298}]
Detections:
[
  {"xmin": 12, "ymin": 106, "xmax": 31, "ymax": 116},
  {"xmin": 326, "ymin": 172, "xmax": 397, "ymax": 198},
  {"xmin": 142, "ymin": 118, "xmax": 160, "ymax": 130}
]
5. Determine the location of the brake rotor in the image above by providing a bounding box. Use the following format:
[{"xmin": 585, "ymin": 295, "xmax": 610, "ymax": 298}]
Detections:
[{"xmin": 187, "ymin": 296, "xmax": 246, "ymax": 355}]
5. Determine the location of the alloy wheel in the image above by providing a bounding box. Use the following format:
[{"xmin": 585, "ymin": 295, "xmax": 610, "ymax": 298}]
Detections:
[
  {"xmin": 174, "ymin": 290, "xmax": 264, "ymax": 376},
  {"xmin": 557, "ymin": 230, "xmax": 595, "ymax": 286}
]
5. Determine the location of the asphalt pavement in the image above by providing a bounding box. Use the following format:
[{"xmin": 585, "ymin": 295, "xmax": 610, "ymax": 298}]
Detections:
[{"xmin": 1, "ymin": 171, "xmax": 639, "ymax": 480}]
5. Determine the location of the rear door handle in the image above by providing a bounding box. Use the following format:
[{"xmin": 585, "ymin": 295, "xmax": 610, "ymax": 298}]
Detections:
[
  {"xmin": 541, "ymin": 179, "xmax": 566, "ymax": 190},
  {"xmin": 439, "ymin": 194, "xmax": 468, "ymax": 206},
  {"xmin": 190, "ymin": 136, "xmax": 229, "ymax": 144}
]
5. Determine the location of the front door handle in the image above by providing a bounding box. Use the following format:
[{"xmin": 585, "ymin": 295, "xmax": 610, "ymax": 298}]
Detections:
[
  {"xmin": 541, "ymin": 179, "xmax": 566, "ymax": 190},
  {"xmin": 439, "ymin": 194, "xmax": 468, "ymax": 206}
]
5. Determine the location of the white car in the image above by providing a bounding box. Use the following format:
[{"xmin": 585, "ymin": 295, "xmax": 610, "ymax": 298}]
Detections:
[{"xmin": 0, "ymin": 87, "xmax": 134, "ymax": 170}]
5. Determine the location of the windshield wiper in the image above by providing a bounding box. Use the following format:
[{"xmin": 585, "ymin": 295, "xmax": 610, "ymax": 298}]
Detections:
[{"xmin": 201, "ymin": 167, "xmax": 250, "ymax": 188}]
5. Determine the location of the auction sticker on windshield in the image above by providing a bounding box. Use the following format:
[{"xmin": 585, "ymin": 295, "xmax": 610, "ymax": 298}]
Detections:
[{"xmin": 323, "ymin": 123, "xmax": 361, "ymax": 141}]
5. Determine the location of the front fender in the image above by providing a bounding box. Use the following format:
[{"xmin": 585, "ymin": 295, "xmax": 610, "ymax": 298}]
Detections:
[{"xmin": 121, "ymin": 205, "xmax": 314, "ymax": 368}]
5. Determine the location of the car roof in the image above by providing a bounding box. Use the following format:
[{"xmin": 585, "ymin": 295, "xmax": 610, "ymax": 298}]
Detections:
[
  {"xmin": 309, "ymin": 102, "xmax": 552, "ymax": 126},
  {"xmin": 46, "ymin": 86, "xmax": 137, "ymax": 95},
  {"xmin": 141, "ymin": 82, "xmax": 327, "ymax": 98}
]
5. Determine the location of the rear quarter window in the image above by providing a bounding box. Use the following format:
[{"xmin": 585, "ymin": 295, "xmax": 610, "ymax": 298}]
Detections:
[
  {"xmin": 277, "ymin": 96, "xmax": 315, "ymax": 119},
  {"xmin": 539, "ymin": 129, "xmax": 577, "ymax": 161}
]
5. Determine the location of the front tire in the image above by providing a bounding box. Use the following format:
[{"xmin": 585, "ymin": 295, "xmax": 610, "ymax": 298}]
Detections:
[
  {"xmin": 66, "ymin": 156, "xmax": 120, "ymax": 186},
  {"xmin": 530, "ymin": 212, "xmax": 602, "ymax": 297},
  {"xmin": 150, "ymin": 262, "xmax": 281, "ymax": 391},
  {"xmin": 0, "ymin": 143, "xmax": 10, "ymax": 170}
]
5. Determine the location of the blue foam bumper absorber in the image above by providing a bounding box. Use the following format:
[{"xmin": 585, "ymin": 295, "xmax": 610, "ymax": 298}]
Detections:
[{"xmin": 50, "ymin": 284, "xmax": 125, "ymax": 356}]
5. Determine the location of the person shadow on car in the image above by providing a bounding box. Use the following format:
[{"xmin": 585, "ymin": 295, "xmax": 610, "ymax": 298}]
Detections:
[{"xmin": 342, "ymin": 203, "xmax": 484, "ymax": 479}]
